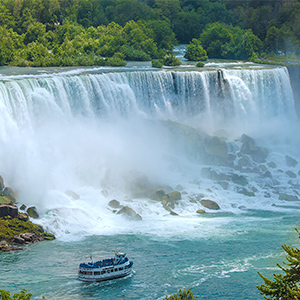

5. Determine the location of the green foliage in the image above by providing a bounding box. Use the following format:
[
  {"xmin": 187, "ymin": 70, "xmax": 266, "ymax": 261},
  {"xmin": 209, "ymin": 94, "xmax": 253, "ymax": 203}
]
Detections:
[
  {"xmin": 0, "ymin": 289, "xmax": 45, "ymax": 300},
  {"xmin": 196, "ymin": 62, "xmax": 205, "ymax": 68},
  {"xmin": 163, "ymin": 288, "xmax": 197, "ymax": 300},
  {"xmin": 152, "ymin": 60, "xmax": 163, "ymax": 68},
  {"xmin": 0, "ymin": 216, "xmax": 54, "ymax": 244},
  {"xmin": 163, "ymin": 53, "xmax": 181, "ymax": 66},
  {"xmin": 0, "ymin": 0, "xmax": 299, "ymax": 65},
  {"xmin": 257, "ymin": 228, "xmax": 300, "ymax": 299},
  {"xmin": 184, "ymin": 38, "xmax": 208, "ymax": 61}
]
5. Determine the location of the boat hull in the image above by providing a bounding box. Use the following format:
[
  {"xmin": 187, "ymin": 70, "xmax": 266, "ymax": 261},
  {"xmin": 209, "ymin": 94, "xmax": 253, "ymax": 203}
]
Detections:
[
  {"xmin": 78, "ymin": 260, "xmax": 133, "ymax": 282},
  {"xmin": 78, "ymin": 268, "xmax": 132, "ymax": 282}
]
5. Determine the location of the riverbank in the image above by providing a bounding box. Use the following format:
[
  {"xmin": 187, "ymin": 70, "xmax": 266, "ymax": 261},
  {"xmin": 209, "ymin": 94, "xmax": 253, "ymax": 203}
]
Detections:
[{"xmin": 0, "ymin": 176, "xmax": 55, "ymax": 252}]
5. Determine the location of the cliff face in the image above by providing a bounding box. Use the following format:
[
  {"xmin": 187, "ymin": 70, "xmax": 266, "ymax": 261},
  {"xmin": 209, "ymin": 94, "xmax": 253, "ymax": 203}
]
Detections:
[{"xmin": 287, "ymin": 65, "xmax": 300, "ymax": 118}]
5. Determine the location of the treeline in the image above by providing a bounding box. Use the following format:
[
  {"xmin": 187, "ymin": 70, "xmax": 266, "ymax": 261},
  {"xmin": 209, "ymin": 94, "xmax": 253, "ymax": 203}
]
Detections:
[{"xmin": 0, "ymin": 0, "xmax": 300, "ymax": 67}]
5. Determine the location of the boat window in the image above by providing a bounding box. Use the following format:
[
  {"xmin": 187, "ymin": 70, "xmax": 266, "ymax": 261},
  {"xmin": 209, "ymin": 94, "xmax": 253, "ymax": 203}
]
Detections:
[
  {"xmin": 94, "ymin": 271, "xmax": 100, "ymax": 275},
  {"xmin": 101, "ymin": 270, "xmax": 106, "ymax": 274}
]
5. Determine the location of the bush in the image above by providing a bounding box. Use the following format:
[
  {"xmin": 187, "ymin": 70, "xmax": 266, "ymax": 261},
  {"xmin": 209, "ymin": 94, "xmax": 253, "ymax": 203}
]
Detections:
[
  {"xmin": 106, "ymin": 56, "xmax": 127, "ymax": 66},
  {"xmin": 152, "ymin": 60, "xmax": 163, "ymax": 68},
  {"xmin": 184, "ymin": 38, "xmax": 208, "ymax": 61},
  {"xmin": 120, "ymin": 45, "xmax": 151, "ymax": 61},
  {"xmin": 163, "ymin": 53, "xmax": 181, "ymax": 66},
  {"xmin": 0, "ymin": 289, "xmax": 45, "ymax": 300},
  {"xmin": 196, "ymin": 61, "xmax": 205, "ymax": 67},
  {"xmin": 163, "ymin": 288, "xmax": 197, "ymax": 300}
]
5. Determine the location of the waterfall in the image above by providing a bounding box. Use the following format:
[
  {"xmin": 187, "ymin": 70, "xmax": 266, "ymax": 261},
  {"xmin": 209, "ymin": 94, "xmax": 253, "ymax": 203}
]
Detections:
[
  {"xmin": 0, "ymin": 67, "xmax": 295, "ymax": 132},
  {"xmin": 0, "ymin": 66, "xmax": 298, "ymax": 239}
]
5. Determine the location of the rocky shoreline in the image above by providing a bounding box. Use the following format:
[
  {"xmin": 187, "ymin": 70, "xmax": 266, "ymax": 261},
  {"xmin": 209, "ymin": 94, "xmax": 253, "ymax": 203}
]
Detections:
[{"xmin": 0, "ymin": 176, "xmax": 55, "ymax": 252}]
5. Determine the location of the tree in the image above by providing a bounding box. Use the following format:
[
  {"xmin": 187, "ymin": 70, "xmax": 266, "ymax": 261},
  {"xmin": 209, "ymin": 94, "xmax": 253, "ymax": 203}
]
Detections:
[
  {"xmin": 257, "ymin": 229, "xmax": 300, "ymax": 300},
  {"xmin": 184, "ymin": 38, "xmax": 207, "ymax": 61},
  {"xmin": 200, "ymin": 22, "xmax": 232, "ymax": 58},
  {"xmin": 163, "ymin": 288, "xmax": 197, "ymax": 300}
]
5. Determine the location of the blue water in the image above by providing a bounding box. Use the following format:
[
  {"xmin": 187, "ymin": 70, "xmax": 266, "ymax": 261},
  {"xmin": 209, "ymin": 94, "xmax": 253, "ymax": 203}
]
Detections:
[{"xmin": 1, "ymin": 210, "xmax": 299, "ymax": 299}]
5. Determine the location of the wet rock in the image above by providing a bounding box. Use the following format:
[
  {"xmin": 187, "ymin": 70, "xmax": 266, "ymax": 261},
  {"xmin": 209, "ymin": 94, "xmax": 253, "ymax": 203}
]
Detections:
[
  {"xmin": 150, "ymin": 189, "xmax": 166, "ymax": 201},
  {"xmin": 0, "ymin": 242, "xmax": 22, "ymax": 252},
  {"xmin": 196, "ymin": 209, "xmax": 206, "ymax": 214},
  {"xmin": 13, "ymin": 236, "xmax": 25, "ymax": 244},
  {"xmin": 263, "ymin": 171, "xmax": 273, "ymax": 179},
  {"xmin": 286, "ymin": 171, "xmax": 297, "ymax": 178},
  {"xmin": 238, "ymin": 155, "xmax": 253, "ymax": 167},
  {"xmin": 204, "ymin": 136, "xmax": 228, "ymax": 165},
  {"xmin": 26, "ymin": 206, "xmax": 39, "ymax": 219},
  {"xmin": 19, "ymin": 204, "xmax": 26, "ymax": 211},
  {"xmin": 175, "ymin": 184, "xmax": 184, "ymax": 191},
  {"xmin": 217, "ymin": 181, "xmax": 229, "ymax": 190},
  {"xmin": 201, "ymin": 199, "xmax": 220, "ymax": 210},
  {"xmin": 267, "ymin": 162, "xmax": 277, "ymax": 168},
  {"xmin": 231, "ymin": 174, "xmax": 248, "ymax": 186},
  {"xmin": 286, "ymin": 155, "xmax": 297, "ymax": 167},
  {"xmin": 161, "ymin": 191, "xmax": 181, "ymax": 205},
  {"xmin": 65, "ymin": 190, "xmax": 80, "ymax": 200},
  {"xmin": 108, "ymin": 199, "xmax": 122, "ymax": 209},
  {"xmin": 2, "ymin": 187, "xmax": 17, "ymax": 202},
  {"xmin": 0, "ymin": 204, "xmax": 18, "ymax": 218},
  {"xmin": 117, "ymin": 206, "xmax": 142, "ymax": 221},
  {"xmin": 237, "ymin": 188, "xmax": 255, "ymax": 197},
  {"xmin": 279, "ymin": 193, "xmax": 299, "ymax": 201},
  {"xmin": 18, "ymin": 212, "xmax": 29, "ymax": 221},
  {"xmin": 240, "ymin": 134, "xmax": 268, "ymax": 163},
  {"xmin": 162, "ymin": 204, "xmax": 178, "ymax": 215}
]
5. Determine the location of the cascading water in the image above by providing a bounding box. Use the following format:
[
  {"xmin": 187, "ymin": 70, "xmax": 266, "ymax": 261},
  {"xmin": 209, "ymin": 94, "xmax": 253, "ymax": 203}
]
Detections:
[{"xmin": 0, "ymin": 64, "xmax": 299, "ymax": 299}]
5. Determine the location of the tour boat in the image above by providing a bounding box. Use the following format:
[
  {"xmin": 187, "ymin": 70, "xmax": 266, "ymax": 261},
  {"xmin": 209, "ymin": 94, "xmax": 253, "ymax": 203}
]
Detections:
[{"xmin": 78, "ymin": 252, "xmax": 133, "ymax": 282}]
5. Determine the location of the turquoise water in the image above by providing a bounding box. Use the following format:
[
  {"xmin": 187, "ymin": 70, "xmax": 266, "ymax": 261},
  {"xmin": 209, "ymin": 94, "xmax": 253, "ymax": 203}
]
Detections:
[{"xmin": 1, "ymin": 210, "xmax": 299, "ymax": 299}]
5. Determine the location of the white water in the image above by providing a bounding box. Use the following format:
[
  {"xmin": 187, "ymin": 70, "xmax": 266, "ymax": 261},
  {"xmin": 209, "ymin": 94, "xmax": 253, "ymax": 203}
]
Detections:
[{"xmin": 0, "ymin": 66, "xmax": 299, "ymax": 241}]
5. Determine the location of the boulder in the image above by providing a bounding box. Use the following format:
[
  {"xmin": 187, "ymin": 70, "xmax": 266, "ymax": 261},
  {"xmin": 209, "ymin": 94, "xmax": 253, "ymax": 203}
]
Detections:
[
  {"xmin": 240, "ymin": 134, "xmax": 268, "ymax": 163},
  {"xmin": 13, "ymin": 236, "xmax": 25, "ymax": 244},
  {"xmin": 201, "ymin": 199, "xmax": 220, "ymax": 210},
  {"xmin": 279, "ymin": 193, "xmax": 299, "ymax": 201},
  {"xmin": 286, "ymin": 171, "xmax": 297, "ymax": 178},
  {"xmin": 161, "ymin": 191, "xmax": 181, "ymax": 205},
  {"xmin": 238, "ymin": 155, "xmax": 253, "ymax": 167},
  {"xmin": 117, "ymin": 206, "xmax": 142, "ymax": 221},
  {"xmin": 2, "ymin": 187, "xmax": 17, "ymax": 202},
  {"xmin": 196, "ymin": 209, "xmax": 206, "ymax": 214},
  {"xmin": 150, "ymin": 189, "xmax": 166, "ymax": 201},
  {"xmin": 27, "ymin": 206, "xmax": 39, "ymax": 219},
  {"xmin": 19, "ymin": 204, "xmax": 27, "ymax": 211},
  {"xmin": 108, "ymin": 199, "xmax": 122, "ymax": 209},
  {"xmin": 231, "ymin": 174, "xmax": 248, "ymax": 186},
  {"xmin": 162, "ymin": 204, "xmax": 178, "ymax": 216},
  {"xmin": 0, "ymin": 204, "xmax": 18, "ymax": 218},
  {"xmin": 267, "ymin": 162, "xmax": 277, "ymax": 168},
  {"xmin": 286, "ymin": 155, "xmax": 297, "ymax": 167},
  {"xmin": 204, "ymin": 136, "xmax": 228, "ymax": 159},
  {"xmin": 237, "ymin": 188, "xmax": 255, "ymax": 197},
  {"xmin": 18, "ymin": 213, "xmax": 29, "ymax": 222}
]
